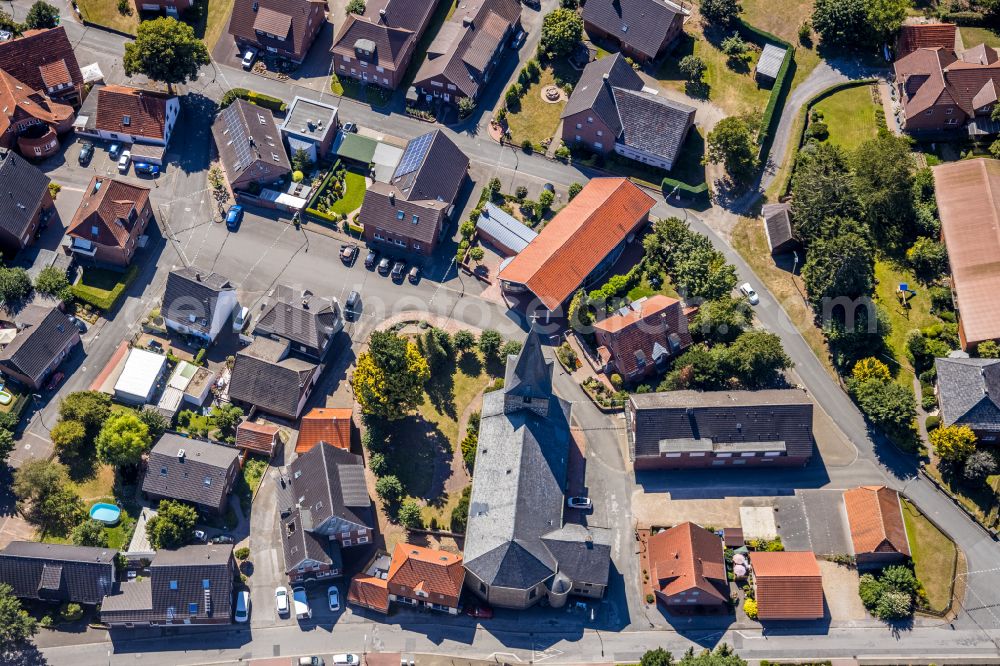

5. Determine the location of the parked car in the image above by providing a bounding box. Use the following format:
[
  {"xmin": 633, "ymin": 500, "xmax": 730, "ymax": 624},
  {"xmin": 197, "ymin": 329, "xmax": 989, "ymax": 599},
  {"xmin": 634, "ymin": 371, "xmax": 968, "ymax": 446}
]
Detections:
[
  {"xmin": 511, "ymin": 29, "xmax": 526, "ymax": 49},
  {"xmin": 332, "ymin": 655, "xmax": 359, "ymax": 665},
  {"xmin": 408, "ymin": 266, "xmax": 420, "ymax": 284},
  {"xmin": 275, "ymin": 586, "xmax": 289, "ymax": 616},
  {"xmin": 292, "ymin": 586, "xmax": 311, "ymax": 620},
  {"xmin": 341, "ymin": 244, "xmax": 359, "ymax": 264},
  {"xmin": 390, "ymin": 261, "xmax": 405, "ymax": 282},
  {"xmin": 739, "ymin": 282, "xmax": 760, "ymax": 305},
  {"xmin": 465, "ymin": 604, "xmax": 494, "ymax": 619},
  {"xmin": 193, "ymin": 530, "xmax": 208, "ymax": 542},
  {"xmin": 210, "ymin": 534, "xmax": 235, "ymax": 544},
  {"xmin": 328, "ymin": 586, "xmax": 340, "ymax": 612},
  {"xmin": 342, "ymin": 122, "xmax": 357, "ymax": 134},
  {"xmin": 78, "ymin": 141, "xmax": 94, "ymax": 165},
  {"xmin": 134, "ymin": 162, "xmax": 160, "ymax": 177},
  {"xmin": 108, "ymin": 143, "xmax": 122, "ymax": 159},
  {"xmin": 298, "ymin": 659, "xmax": 325, "ymax": 666},
  {"xmin": 225, "ymin": 204, "xmax": 244, "ymax": 231},
  {"xmin": 345, "ymin": 290, "xmax": 361, "ymax": 319},
  {"xmin": 567, "ymin": 496, "xmax": 592, "ymax": 510},
  {"xmin": 234, "ymin": 590, "xmax": 250, "ymax": 623},
  {"xmin": 45, "ymin": 372, "xmax": 64, "ymax": 391},
  {"xmin": 241, "ymin": 46, "xmax": 258, "ymax": 70},
  {"xmin": 378, "ymin": 257, "xmax": 391, "ymax": 275},
  {"xmin": 117, "ymin": 150, "xmax": 131, "ymax": 173},
  {"xmin": 68, "ymin": 315, "xmax": 86, "ymax": 333},
  {"xmin": 365, "ymin": 248, "xmax": 378, "ymax": 269},
  {"xmin": 232, "ymin": 306, "xmax": 249, "ymax": 332}
]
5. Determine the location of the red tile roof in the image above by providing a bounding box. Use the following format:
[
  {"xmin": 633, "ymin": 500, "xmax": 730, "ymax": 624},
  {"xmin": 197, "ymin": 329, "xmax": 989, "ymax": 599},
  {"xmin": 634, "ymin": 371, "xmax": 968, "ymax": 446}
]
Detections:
[
  {"xmin": 843, "ymin": 486, "xmax": 911, "ymax": 557},
  {"xmin": 235, "ymin": 421, "xmax": 280, "ymax": 456},
  {"xmin": 897, "ymin": 23, "xmax": 957, "ymax": 58},
  {"xmin": 347, "ymin": 574, "xmax": 389, "ymax": 613},
  {"xmin": 752, "ymin": 551, "xmax": 824, "ymax": 620},
  {"xmin": 648, "ymin": 522, "xmax": 727, "ymax": 604},
  {"xmin": 498, "ymin": 178, "xmax": 655, "ymax": 311},
  {"xmin": 96, "ymin": 85, "xmax": 174, "ymax": 141},
  {"xmin": 66, "ymin": 176, "xmax": 150, "ymax": 251},
  {"xmin": 387, "ymin": 545, "xmax": 464, "ymax": 606},
  {"xmin": 0, "ymin": 69, "xmax": 73, "ymax": 139},
  {"xmin": 593, "ymin": 294, "xmax": 693, "ymax": 376},
  {"xmin": 296, "ymin": 407, "xmax": 352, "ymax": 453},
  {"xmin": 0, "ymin": 27, "xmax": 82, "ymax": 99}
]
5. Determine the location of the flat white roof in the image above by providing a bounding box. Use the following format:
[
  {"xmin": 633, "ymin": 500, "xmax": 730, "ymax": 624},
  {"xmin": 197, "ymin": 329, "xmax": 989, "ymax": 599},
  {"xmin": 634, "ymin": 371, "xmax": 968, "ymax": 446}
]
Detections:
[
  {"xmin": 740, "ymin": 506, "xmax": 778, "ymax": 540},
  {"xmin": 167, "ymin": 360, "xmax": 198, "ymax": 391},
  {"xmin": 114, "ymin": 348, "xmax": 166, "ymax": 401}
]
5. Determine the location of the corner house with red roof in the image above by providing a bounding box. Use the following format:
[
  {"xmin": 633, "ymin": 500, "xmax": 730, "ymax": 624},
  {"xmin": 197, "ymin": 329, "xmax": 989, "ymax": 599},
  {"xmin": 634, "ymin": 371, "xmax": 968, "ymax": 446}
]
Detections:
[{"xmin": 498, "ymin": 177, "xmax": 655, "ymax": 316}]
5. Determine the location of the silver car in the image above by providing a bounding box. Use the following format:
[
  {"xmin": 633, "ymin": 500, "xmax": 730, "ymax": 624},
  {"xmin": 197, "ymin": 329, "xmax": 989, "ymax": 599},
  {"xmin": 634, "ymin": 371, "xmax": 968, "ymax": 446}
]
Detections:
[{"xmin": 739, "ymin": 282, "xmax": 760, "ymax": 305}]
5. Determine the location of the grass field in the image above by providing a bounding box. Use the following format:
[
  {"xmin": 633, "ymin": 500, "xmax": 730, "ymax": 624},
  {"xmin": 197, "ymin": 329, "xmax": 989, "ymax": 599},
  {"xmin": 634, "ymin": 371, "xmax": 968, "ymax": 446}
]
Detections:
[
  {"xmin": 399, "ymin": 0, "xmax": 458, "ymax": 92},
  {"xmin": 741, "ymin": 0, "xmax": 822, "ymax": 90},
  {"xmin": 961, "ymin": 25, "xmax": 1000, "ymax": 49},
  {"xmin": 901, "ymin": 498, "xmax": 958, "ymax": 614},
  {"xmin": 76, "ymin": 0, "xmax": 140, "ymax": 34},
  {"xmin": 329, "ymin": 171, "xmax": 367, "ymax": 216},
  {"xmin": 873, "ymin": 260, "xmax": 939, "ymax": 389},
  {"xmin": 203, "ymin": 0, "xmax": 236, "ymax": 50},
  {"xmin": 812, "ymin": 84, "xmax": 880, "ymax": 151},
  {"xmin": 504, "ymin": 60, "xmax": 579, "ymax": 151}
]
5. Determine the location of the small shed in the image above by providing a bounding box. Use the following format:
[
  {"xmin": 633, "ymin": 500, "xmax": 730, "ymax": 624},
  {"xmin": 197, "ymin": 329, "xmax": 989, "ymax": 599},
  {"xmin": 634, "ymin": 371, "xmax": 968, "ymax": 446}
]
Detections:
[
  {"xmin": 755, "ymin": 44, "xmax": 788, "ymax": 82},
  {"xmin": 113, "ymin": 348, "xmax": 167, "ymax": 405},
  {"xmin": 130, "ymin": 143, "xmax": 166, "ymax": 166},
  {"xmin": 475, "ymin": 203, "xmax": 538, "ymax": 256},
  {"xmin": 762, "ymin": 202, "xmax": 798, "ymax": 255}
]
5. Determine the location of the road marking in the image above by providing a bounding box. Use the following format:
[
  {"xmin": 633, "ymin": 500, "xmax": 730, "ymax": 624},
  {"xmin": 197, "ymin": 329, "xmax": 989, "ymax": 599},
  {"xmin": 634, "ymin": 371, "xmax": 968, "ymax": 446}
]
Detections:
[{"xmin": 487, "ymin": 653, "xmax": 522, "ymax": 663}]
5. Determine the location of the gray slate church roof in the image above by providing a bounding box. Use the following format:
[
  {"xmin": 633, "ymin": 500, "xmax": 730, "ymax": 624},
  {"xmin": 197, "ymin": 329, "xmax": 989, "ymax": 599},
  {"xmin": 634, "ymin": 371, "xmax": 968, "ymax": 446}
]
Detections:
[{"xmin": 936, "ymin": 357, "xmax": 1000, "ymax": 431}]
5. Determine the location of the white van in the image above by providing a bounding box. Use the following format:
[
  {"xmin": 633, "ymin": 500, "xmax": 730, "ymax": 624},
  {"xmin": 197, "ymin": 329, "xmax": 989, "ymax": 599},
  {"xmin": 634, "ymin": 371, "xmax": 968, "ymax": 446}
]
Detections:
[
  {"xmin": 292, "ymin": 586, "xmax": 311, "ymax": 620},
  {"xmin": 234, "ymin": 590, "xmax": 250, "ymax": 623}
]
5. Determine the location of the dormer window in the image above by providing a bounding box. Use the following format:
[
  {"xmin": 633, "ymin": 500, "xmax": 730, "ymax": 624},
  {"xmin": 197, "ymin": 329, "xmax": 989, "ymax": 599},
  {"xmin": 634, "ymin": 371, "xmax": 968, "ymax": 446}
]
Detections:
[
  {"xmin": 411, "ymin": 214, "xmax": 419, "ymax": 224},
  {"xmin": 122, "ymin": 115, "xmax": 131, "ymax": 126},
  {"xmin": 396, "ymin": 210, "xmax": 405, "ymax": 220}
]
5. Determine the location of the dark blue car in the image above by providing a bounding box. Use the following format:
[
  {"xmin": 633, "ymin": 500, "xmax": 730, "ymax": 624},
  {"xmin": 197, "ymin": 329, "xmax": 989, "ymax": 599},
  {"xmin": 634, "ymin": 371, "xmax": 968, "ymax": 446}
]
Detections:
[
  {"xmin": 134, "ymin": 162, "xmax": 160, "ymax": 176},
  {"xmin": 225, "ymin": 205, "xmax": 244, "ymax": 231}
]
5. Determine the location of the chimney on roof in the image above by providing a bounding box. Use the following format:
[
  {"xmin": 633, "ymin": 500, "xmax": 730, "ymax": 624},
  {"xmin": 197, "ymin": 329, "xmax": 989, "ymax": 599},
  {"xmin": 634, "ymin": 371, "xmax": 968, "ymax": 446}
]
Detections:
[
  {"xmin": 462, "ymin": 14, "xmax": 472, "ymax": 27},
  {"xmin": 389, "ymin": 191, "xmax": 395, "ymax": 205},
  {"xmin": 379, "ymin": 7, "xmax": 386, "ymax": 23},
  {"xmin": 302, "ymin": 298, "xmax": 310, "ymax": 310},
  {"xmin": 603, "ymin": 73, "xmax": 609, "ymax": 81},
  {"xmin": 195, "ymin": 272, "xmax": 202, "ymax": 282}
]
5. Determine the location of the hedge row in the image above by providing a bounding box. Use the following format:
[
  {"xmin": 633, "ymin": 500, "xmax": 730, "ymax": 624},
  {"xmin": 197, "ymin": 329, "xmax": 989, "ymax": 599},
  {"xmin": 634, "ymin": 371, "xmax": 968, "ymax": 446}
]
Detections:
[
  {"xmin": 661, "ymin": 176, "xmax": 710, "ymax": 201},
  {"xmin": 939, "ymin": 11, "xmax": 986, "ymax": 25},
  {"xmin": 71, "ymin": 265, "xmax": 139, "ymax": 311},
  {"xmin": 736, "ymin": 19, "xmax": 796, "ymax": 150},
  {"xmin": 219, "ymin": 88, "xmax": 288, "ymax": 113},
  {"xmin": 304, "ymin": 160, "xmax": 345, "ymax": 224}
]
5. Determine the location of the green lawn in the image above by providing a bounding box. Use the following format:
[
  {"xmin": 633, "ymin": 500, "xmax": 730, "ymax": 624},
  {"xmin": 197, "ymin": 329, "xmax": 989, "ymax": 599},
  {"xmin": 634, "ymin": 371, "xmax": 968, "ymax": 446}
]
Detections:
[
  {"xmin": 42, "ymin": 464, "xmax": 138, "ymax": 549},
  {"xmin": 399, "ymin": 0, "xmax": 458, "ymax": 92},
  {"xmin": 330, "ymin": 75, "xmax": 393, "ymax": 106},
  {"xmin": 627, "ymin": 272, "xmax": 680, "ymax": 302},
  {"xmin": 329, "ymin": 171, "xmax": 367, "ymax": 216},
  {"xmin": 811, "ymin": 84, "xmax": 880, "ymax": 152},
  {"xmin": 901, "ymin": 498, "xmax": 958, "ymax": 614},
  {"xmin": 203, "ymin": 0, "xmax": 236, "ymax": 50},
  {"xmin": 874, "ymin": 260, "xmax": 939, "ymax": 389},
  {"xmin": 961, "ymin": 25, "xmax": 1000, "ymax": 49},
  {"xmin": 740, "ymin": 0, "xmax": 822, "ymax": 90},
  {"xmin": 76, "ymin": 0, "xmax": 140, "ymax": 34},
  {"xmin": 72, "ymin": 265, "xmax": 138, "ymax": 311},
  {"xmin": 505, "ymin": 60, "xmax": 581, "ymax": 151}
]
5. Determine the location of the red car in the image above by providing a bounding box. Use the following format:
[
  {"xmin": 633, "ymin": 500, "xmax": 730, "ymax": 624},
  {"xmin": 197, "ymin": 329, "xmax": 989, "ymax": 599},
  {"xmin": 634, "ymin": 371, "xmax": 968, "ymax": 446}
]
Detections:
[
  {"xmin": 46, "ymin": 372, "xmax": 64, "ymax": 391},
  {"xmin": 464, "ymin": 605, "xmax": 493, "ymax": 619}
]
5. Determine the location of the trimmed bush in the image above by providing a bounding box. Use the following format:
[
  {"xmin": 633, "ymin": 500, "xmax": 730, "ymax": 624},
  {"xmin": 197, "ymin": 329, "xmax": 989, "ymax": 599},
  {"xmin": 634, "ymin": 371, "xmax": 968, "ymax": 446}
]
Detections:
[
  {"xmin": 220, "ymin": 88, "xmax": 287, "ymax": 113},
  {"xmin": 71, "ymin": 265, "xmax": 138, "ymax": 311}
]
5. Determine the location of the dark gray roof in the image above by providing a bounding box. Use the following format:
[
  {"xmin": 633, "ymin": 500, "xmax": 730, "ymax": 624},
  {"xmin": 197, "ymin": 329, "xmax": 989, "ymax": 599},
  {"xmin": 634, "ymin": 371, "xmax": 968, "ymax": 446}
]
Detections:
[
  {"xmin": 628, "ymin": 390, "xmax": 814, "ymax": 459},
  {"xmin": 582, "ymin": 0, "xmax": 688, "ymax": 60},
  {"xmin": 228, "ymin": 337, "xmax": 318, "ymax": 418},
  {"xmin": 504, "ymin": 325, "xmax": 552, "ymax": 400},
  {"xmin": 0, "ymin": 542, "xmax": 116, "ymax": 605},
  {"xmin": 0, "ymin": 151, "xmax": 50, "ymax": 244},
  {"xmin": 561, "ymin": 53, "xmax": 643, "ymax": 136},
  {"xmin": 287, "ymin": 442, "xmax": 374, "ymax": 533},
  {"xmin": 255, "ymin": 284, "xmax": 342, "ymax": 358},
  {"xmin": 101, "ymin": 544, "xmax": 233, "ymax": 625},
  {"xmin": 280, "ymin": 96, "xmax": 338, "ymax": 143},
  {"xmin": 762, "ymin": 202, "xmax": 796, "ymax": 253},
  {"xmin": 0, "ymin": 304, "xmax": 77, "ymax": 383},
  {"xmin": 936, "ymin": 357, "xmax": 1000, "ymax": 430},
  {"xmin": 540, "ymin": 523, "xmax": 612, "ymax": 588},
  {"xmin": 162, "ymin": 267, "xmax": 235, "ymax": 336},
  {"xmin": 331, "ymin": 0, "xmax": 436, "ymax": 73},
  {"xmin": 211, "ymin": 99, "xmax": 291, "ymax": 183},
  {"xmin": 142, "ymin": 435, "xmax": 240, "ymax": 511},
  {"xmin": 281, "ymin": 508, "xmax": 343, "ymax": 572},
  {"xmin": 613, "ymin": 87, "xmax": 694, "ymax": 166}
]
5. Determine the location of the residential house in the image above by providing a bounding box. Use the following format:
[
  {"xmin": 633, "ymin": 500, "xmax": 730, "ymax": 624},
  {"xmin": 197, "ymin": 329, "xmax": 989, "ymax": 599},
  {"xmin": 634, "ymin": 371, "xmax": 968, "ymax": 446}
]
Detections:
[
  {"xmin": 897, "ymin": 22, "xmax": 957, "ymax": 58},
  {"xmin": 0, "ymin": 68, "xmax": 74, "ymax": 159},
  {"xmin": 893, "ymin": 35, "xmax": 1000, "ymax": 132},
  {"xmin": 0, "ymin": 304, "xmax": 79, "ymax": 390},
  {"xmin": 464, "ymin": 327, "xmax": 612, "ymax": 609},
  {"xmin": 228, "ymin": 337, "xmax": 319, "ymax": 420},
  {"xmin": 235, "ymin": 420, "xmax": 281, "ymax": 457},
  {"xmin": 592, "ymin": 295, "xmax": 693, "ymax": 380},
  {"xmin": 0, "ymin": 150, "xmax": 53, "ymax": 254},
  {"xmin": 348, "ymin": 544, "xmax": 465, "ymax": 615},
  {"xmin": 843, "ymin": 486, "xmax": 911, "ymax": 568},
  {"xmin": 582, "ymin": 0, "xmax": 688, "ymax": 63},
  {"xmin": 133, "ymin": 0, "xmax": 194, "ymax": 17},
  {"xmin": 360, "ymin": 129, "xmax": 469, "ymax": 258},
  {"xmin": 648, "ymin": 522, "xmax": 728, "ymax": 611},
  {"xmin": 254, "ymin": 283, "xmax": 344, "ymax": 362},
  {"xmin": 280, "ymin": 442, "xmax": 374, "ymax": 584},
  {"xmin": 751, "ymin": 551, "xmax": 824, "ymax": 620},
  {"xmin": 66, "ymin": 176, "xmax": 152, "ymax": 267},
  {"xmin": 101, "ymin": 544, "xmax": 234, "ymax": 627},
  {"xmin": 211, "ymin": 99, "xmax": 292, "ymax": 192},
  {"xmin": 228, "ymin": 0, "xmax": 327, "ymax": 64},
  {"xmin": 93, "ymin": 85, "xmax": 180, "ymax": 148},
  {"xmin": 561, "ymin": 54, "xmax": 695, "ymax": 170},
  {"xmin": 0, "ymin": 542, "xmax": 116, "ymax": 606},
  {"xmin": 141, "ymin": 434, "xmax": 241, "ymax": 515},
  {"xmin": 935, "ymin": 356, "xmax": 1000, "ymax": 442},
  {"xmin": 498, "ymin": 178, "xmax": 655, "ymax": 313},
  {"xmin": 761, "ymin": 202, "xmax": 797, "ymax": 255},
  {"xmin": 933, "ymin": 159, "xmax": 1000, "ymax": 350},
  {"xmin": 347, "ymin": 552, "xmax": 392, "ymax": 613},
  {"xmin": 161, "ymin": 267, "xmax": 239, "ymax": 344},
  {"xmin": 0, "ymin": 27, "xmax": 84, "ymax": 107},
  {"xmin": 280, "ymin": 96, "xmax": 339, "ymax": 164},
  {"xmin": 296, "ymin": 407, "xmax": 352, "ymax": 453},
  {"xmin": 412, "ymin": 0, "xmax": 522, "ymax": 106},
  {"xmin": 331, "ymin": 0, "xmax": 437, "ymax": 91},
  {"xmin": 625, "ymin": 390, "xmax": 814, "ymax": 470}
]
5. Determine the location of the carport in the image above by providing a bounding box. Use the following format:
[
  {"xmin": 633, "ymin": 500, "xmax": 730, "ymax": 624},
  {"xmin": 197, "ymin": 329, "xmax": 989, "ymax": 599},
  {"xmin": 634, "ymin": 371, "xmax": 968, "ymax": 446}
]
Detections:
[{"xmin": 131, "ymin": 143, "xmax": 165, "ymax": 166}]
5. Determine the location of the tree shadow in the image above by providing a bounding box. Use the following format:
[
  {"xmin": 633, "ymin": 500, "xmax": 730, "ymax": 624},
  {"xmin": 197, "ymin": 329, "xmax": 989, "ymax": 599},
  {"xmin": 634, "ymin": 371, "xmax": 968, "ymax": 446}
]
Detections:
[
  {"xmin": 458, "ymin": 352, "xmax": 482, "ymax": 377},
  {"xmin": 63, "ymin": 449, "xmax": 99, "ymax": 484},
  {"xmin": 685, "ymin": 80, "xmax": 711, "ymax": 100},
  {"xmin": 383, "ymin": 416, "xmax": 452, "ymax": 502},
  {"xmin": 1, "ymin": 642, "xmax": 49, "ymax": 666}
]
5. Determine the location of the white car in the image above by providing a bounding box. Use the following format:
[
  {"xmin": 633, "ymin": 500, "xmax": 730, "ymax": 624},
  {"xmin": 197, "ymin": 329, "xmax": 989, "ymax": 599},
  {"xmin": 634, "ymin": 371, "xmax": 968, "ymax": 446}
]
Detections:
[
  {"xmin": 567, "ymin": 496, "xmax": 592, "ymax": 510},
  {"xmin": 275, "ymin": 586, "xmax": 289, "ymax": 616},
  {"xmin": 234, "ymin": 590, "xmax": 250, "ymax": 623},
  {"xmin": 241, "ymin": 46, "xmax": 258, "ymax": 70},
  {"xmin": 117, "ymin": 150, "xmax": 131, "ymax": 173},
  {"xmin": 328, "ymin": 585, "xmax": 340, "ymax": 611},
  {"xmin": 332, "ymin": 655, "xmax": 359, "ymax": 665},
  {"xmin": 292, "ymin": 586, "xmax": 311, "ymax": 619},
  {"xmin": 740, "ymin": 282, "xmax": 760, "ymax": 305}
]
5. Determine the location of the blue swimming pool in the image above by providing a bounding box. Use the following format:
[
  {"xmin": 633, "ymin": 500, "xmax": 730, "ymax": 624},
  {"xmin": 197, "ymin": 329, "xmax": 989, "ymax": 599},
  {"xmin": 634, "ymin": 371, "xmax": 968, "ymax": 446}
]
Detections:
[{"xmin": 89, "ymin": 503, "xmax": 121, "ymax": 526}]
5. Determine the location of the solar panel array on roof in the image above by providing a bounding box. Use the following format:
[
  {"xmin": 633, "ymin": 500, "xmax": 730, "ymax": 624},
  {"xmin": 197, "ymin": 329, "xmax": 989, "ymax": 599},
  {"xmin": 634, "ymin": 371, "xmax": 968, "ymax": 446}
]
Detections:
[
  {"xmin": 393, "ymin": 131, "xmax": 434, "ymax": 180},
  {"xmin": 222, "ymin": 104, "xmax": 255, "ymax": 172}
]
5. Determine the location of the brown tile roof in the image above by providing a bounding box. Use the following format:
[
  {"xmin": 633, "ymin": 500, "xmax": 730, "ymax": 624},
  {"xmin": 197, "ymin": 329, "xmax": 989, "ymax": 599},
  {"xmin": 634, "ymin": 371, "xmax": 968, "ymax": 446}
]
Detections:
[
  {"xmin": 387, "ymin": 544, "xmax": 464, "ymax": 604},
  {"xmin": 648, "ymin": 522, "xmax": 727, "ymax": 603},
  {"xmin": 211, "ymin": 98, "xmax": 291, "ymax": 185},
  {"xmin": 0, "ymin": 27, "xmax": 82, "ymax": 98},
  {"xmin": 933, "ymin": 158, "xmax": 1000, "ymax": 347},
  {"xmin": 894, "ymin": 46, "xmax": 957, "ymax": 117},
  {"xmin": 296, "ymin": 407, "xmax": 352, "ymax": 453},
  {"xmin": 254, "ymin": 6, "xmax": 293, "ymax": 38},
  {"xmin": 593, "ymin": 294, "xmax": 693, "ymax": 376},
  {"xmin": 752, "ymin": 551, "xmax": 824, "ymax": 620},
  {"xmin": 843, "ymin": 486, "xmax": 911, "ymax": 557},
  {"xmin": 582, "ymin": 0, "xmax": 687, "ymax": 60},
  {"xmin": 0, "ymin": 69, "xmax": 73, "ymax": 138},
  {"xmin": 228, "ymin": 0, "xmax": 326, "ymax": 59},
  {"xmin": 331, "ymin": 0, "xmax": 437, "ymax": 75},
  {"xmin": 96, "ymin": 85, "xmax": 174, "ymax": 141},
  {"xmin": 235, "ymin": 420, "xmax": 280, "ymax": 456},
  {"xmin": 498, "ymin": 178, "xmax": 655, "ymax": 311},
  {"xmin": 897, "ymin": 23, "xmax": 957, "ymax": 57},
  {"xmin": 347, "ymin": 574, "xmax": 389, "ymax": 613},
  {"xmin": 66, "ymin": 176, "xmax": 150, "ymax": 251}
]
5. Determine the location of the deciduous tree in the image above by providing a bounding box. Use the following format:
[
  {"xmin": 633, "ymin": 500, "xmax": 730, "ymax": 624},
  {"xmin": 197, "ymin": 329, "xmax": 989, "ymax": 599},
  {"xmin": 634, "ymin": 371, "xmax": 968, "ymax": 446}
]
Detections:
[
  {"xmin": 59, "ymin": 391, "xmax": 112, "ymax": 440},
  {"xmin": 679, "ymin": 55, "xmax": 707, "ymax": 81},
  {"xmin": 0, "ymin": 583, "xmax": 37, "ymax": 646},
  {"xmin": 95, "ymin": 411, "xmax": 152, "ymax": 468},
  {"xmin": 51, "ymin": 419, "xmax": 87, "ymax": 461},
  {"xmin": 478, "ymin": 329, "xmax": 504, "ymax": 360},
  {"xmin": 906, "ymin": 236, "xmax": 948, "ymax": 281},
  {"xmin": 24, "ymin": 1, "xmax": 59, "ymax": 29},
  {"xmin": 351, "ymin": 331, "xmax": 430, "ymax": 420},
  {"xmin": 790, "ymin": 142, "xmax": 857, "ymax": 244},
  {"xmin": 852, "ymin": 133, "xmax": 916, "ymax": 251},
  {"xmin": 851, "ymin": 357, "xmax": 891, "ymax": 384},
  {"xmin": 539, "ymin": 8, "xmax": 583, "ymax": 57},
  {"xmin": 122, "ymin": 17, "xmax": 210, "ymax": 92},
  {"xmin": 706, "ymin": 114, "xmax": 759, "ymax": 184},
  {"xmin": 34, "ymin": 265, "xmax": 72, "ymax": 302},
  {"xmin": 699, "ymin": 0, "xmax": 741, "ymax": 26},
  {"xmin": 930, "ymin": 424, "xmax": 977, "ymax": 462},
  {"xmin": 812, "ymin": 0, "xmax": 873, "ymax": 49},
  {"xmin": 724, "ymin": 331, "xmax": 793, "ymax": 388},
  {"xmin": 71, "ymin": 519, "xmax": 109, "ymax": 547},
  {"xmin": 801, "ymin": 231, "xmax": 875, "ymax": 311},
  {"xmin": 851, "ymin": 378, "xmax": 916, "ymax": 441},
  {"xmin": 211, "ymin": 403, "xmax": 244, "ymax": 438},
  {"xmin": 691, "ymin": 296, "xmax": 752, "ymax": 344},
  {"xmin": 147, "ymin": 500, "xmax": 198, "ymax": 549},
  {"xmin": 13, "ymin": 459, "xmax": 82, "ymax": 535}
]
